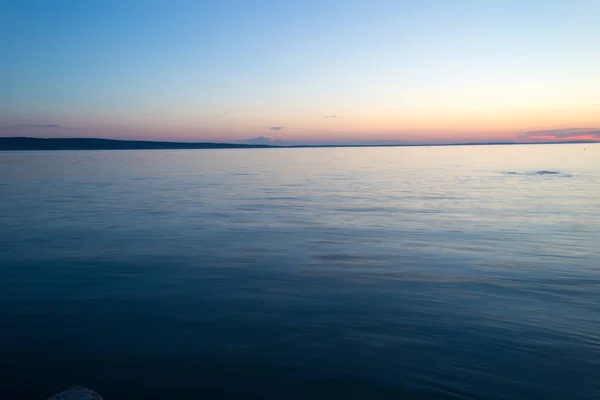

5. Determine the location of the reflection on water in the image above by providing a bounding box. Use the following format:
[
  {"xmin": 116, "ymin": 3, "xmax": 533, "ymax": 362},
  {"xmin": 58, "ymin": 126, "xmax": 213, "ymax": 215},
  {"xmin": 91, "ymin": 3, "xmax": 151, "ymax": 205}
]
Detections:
[{"xmin": 1, "ymin": 144, "xmax": 599, "ymax": 399}]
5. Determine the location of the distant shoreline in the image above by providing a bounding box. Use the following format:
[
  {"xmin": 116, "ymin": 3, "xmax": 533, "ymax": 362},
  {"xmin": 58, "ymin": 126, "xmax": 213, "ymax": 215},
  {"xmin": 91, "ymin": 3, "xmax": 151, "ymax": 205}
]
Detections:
[{"xmin": 0, "ymin": 137, "xmax": 597, "ymax": 151}]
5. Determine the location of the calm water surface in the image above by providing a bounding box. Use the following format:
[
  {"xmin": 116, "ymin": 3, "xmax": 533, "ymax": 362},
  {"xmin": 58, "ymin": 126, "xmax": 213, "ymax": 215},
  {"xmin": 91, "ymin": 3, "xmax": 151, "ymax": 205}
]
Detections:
[{"xmin": 1, "ymin": 144, "xmax": 599, "ymax": 399}]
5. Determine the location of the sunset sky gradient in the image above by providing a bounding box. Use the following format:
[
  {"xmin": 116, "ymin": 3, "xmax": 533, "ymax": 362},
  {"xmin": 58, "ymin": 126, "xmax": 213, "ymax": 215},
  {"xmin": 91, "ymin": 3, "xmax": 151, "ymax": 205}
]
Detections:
[{"xmin": 2, "ymin": 0, "xmax": 599, "ymax": 144}]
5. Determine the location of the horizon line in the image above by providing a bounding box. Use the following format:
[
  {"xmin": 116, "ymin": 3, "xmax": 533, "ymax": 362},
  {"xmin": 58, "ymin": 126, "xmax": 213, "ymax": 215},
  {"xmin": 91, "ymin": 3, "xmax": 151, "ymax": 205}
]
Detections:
[{"xmin": 0, "ymin": 136, "xmax": 598, "ymax": 151}]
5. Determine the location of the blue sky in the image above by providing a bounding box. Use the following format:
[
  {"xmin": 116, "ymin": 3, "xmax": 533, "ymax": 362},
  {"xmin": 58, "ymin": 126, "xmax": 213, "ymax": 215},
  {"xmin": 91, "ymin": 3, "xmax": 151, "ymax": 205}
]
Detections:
[{"xmin": 2, "ymin": 0, "xmax": 599, "ymax": 143}]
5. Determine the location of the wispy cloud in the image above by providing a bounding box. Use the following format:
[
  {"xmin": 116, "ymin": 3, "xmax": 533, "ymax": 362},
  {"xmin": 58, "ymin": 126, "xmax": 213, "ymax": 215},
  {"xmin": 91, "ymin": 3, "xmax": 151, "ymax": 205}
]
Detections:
[
  {"xmin": 16, "ymin": 124, "xmax": 62, "ymax": 128},
  {"xmin": 269, "ymin": 126, "xmax": 284, "ymax": 131},
  {"xmin": 520, "ymin": 128, "xmax": 600, "ymax": 141}
]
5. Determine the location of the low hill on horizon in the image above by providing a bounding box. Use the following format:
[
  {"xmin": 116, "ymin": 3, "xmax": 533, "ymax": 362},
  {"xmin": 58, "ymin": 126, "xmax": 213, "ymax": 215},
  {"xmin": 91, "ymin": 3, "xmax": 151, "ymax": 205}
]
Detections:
[{"xmin": 0, "ymin": 137, "xmax": 278, "ymax": 150}]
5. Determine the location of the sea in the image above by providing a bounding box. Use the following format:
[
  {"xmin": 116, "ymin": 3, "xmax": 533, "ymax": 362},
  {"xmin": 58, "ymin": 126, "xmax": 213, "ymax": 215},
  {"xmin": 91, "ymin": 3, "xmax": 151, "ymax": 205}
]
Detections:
[{"xmin": 1, "ymin": 144, "xmax": 599, "ymax": 399}]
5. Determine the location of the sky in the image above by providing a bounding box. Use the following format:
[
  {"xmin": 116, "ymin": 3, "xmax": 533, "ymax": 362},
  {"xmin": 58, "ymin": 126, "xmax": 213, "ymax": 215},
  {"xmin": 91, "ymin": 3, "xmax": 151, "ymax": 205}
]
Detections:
[{"xmin": 1, "ymin": 0, "xmax": 599, "ymax": 144}]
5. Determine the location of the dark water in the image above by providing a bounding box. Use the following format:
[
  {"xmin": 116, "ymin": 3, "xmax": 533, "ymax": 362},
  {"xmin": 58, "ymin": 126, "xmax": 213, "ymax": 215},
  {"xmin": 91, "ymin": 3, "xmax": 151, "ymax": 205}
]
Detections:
[{"xmin": 1, "ymin": 144, "xmax": 599, "ymax": 399}]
